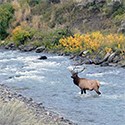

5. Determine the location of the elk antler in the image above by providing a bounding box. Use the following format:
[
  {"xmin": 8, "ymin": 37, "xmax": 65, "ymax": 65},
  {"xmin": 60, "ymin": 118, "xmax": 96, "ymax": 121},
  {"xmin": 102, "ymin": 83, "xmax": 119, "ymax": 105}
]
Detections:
[
  {"xmin": 67, "ymin": 66, "xmax": 86, "ymax": 74},
  {"xmin": 67, "ymin": 66, "xmax": 76, "ymax": 74}
]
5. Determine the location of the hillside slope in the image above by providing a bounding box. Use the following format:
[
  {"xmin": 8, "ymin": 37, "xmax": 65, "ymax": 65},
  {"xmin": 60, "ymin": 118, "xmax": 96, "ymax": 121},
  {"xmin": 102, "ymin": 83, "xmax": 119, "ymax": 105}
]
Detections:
[{"xmin": 1, "ymin": 0, "xmax": 125, "ymax": 34}]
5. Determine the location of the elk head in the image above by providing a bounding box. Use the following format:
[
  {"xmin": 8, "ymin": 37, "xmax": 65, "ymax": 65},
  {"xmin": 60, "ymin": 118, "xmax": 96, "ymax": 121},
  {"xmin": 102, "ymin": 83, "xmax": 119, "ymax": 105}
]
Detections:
[
  {"xmin": 67, "ymin": 66, "xmax": 86, "ymax": 76},
  {"xmin": 67, "ymin": 66, "xmax": 86, "ymax": 86}
]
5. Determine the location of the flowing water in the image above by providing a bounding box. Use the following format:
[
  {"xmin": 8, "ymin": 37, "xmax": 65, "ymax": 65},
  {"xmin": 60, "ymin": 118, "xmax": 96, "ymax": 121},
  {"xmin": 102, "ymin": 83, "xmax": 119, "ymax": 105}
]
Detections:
[{"xmin": 0, "ymin": 50, "xmax": 125, "ymax": 125}]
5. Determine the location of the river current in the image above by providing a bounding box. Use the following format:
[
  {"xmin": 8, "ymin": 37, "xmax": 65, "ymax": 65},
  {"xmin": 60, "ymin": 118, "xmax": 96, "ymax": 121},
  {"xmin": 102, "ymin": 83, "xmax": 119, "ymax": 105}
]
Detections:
[{"xmin": 0, "ymin": 50, "xmax": 125, "ymax": 125}]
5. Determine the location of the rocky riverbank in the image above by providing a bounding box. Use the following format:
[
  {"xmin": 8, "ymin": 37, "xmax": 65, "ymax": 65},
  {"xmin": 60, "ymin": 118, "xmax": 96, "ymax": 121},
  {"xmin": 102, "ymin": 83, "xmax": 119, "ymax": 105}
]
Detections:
[
  {"xmin": 1, "ymin": 43, "xmax": 125, "ymax": 68},
  {"xmin": 70, "ymin": 50, "xmax": 125, "ymax": 68},
  {"xmin": 0, "ymin": 84, "xmax": 77, "ymax": 125}
]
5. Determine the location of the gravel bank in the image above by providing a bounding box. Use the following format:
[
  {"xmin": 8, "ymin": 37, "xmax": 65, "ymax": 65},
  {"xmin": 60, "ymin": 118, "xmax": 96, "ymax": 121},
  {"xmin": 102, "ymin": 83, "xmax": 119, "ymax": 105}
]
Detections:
[{"xmin": 0, "ymin": 84, "xmax": 77, "ymax": 125}]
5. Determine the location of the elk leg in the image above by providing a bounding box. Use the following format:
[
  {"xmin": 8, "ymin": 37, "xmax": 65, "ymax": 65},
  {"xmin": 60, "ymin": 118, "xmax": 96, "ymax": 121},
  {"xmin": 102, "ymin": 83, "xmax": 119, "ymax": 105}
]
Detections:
[
  {"xmin": 81, "ymin": 89, "xmax": 83, "ymax": 94},
  {"xmin": 83, "ymin": 89, "xmax": 86, "ymax": 94},
  {"xmin": 95, "ymin": 90, "xmax": 101, "ymax": 95},
  {"xmin": 94, "ymin": 87, "xmax": 101, "ymax": 95},
  {"xmin": 81, "ymin": 89, "xmax": 86, "ymax": 94}
]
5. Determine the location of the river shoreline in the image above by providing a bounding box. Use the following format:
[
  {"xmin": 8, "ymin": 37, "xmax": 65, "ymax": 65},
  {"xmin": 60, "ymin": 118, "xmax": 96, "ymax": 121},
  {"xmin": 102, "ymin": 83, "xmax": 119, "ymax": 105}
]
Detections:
[
  {"xmin": 0, "ymin": 84, "xmax": 77, "ymax": 125},
  {"xmin": 1, "ymin": 45, "xmax": 125, "ymax": 68}
]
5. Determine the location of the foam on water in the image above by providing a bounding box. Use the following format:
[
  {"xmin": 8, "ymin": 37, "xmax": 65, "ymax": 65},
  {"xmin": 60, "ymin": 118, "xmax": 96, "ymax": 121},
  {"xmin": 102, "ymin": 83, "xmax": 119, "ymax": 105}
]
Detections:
[
  {"xmin": 8, "ymin": 75, "xmax": 45, "ymax": 82},
  {"xmin": 100, "ymin": 81, "xmax": 110, "ymax": 85},
  {"xmin": 86, "ymin": 70, "xmax": 120, "ymax": 77},
  {"xmin": 49, "ymin": 55, "xmax": 65, "ymax": 59},
  {"xmin": 26, "ymin": 61, "xmax": 61, "ymax": 69},
  {"xmin": 0, "ymin": 50, "xmax": 125, "ymax": 125},
  {"xmin": 102, "ymin": 93, "xmax": 125, "ymax": 100},
  {"xmin": 77, "ymin": 92, "xmax": 100, "ymax": 99}
]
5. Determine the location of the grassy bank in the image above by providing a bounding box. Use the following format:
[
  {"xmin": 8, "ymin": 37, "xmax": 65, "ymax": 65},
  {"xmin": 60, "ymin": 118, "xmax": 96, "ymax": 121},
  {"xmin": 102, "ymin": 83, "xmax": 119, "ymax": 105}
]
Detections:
[
  {"xmin": 0, "ymin": 99, "xmax": 45, "ymax": 125},
  {"xmin": 0, "ymin": 85, "xmax": 76, "ymax": 125}
]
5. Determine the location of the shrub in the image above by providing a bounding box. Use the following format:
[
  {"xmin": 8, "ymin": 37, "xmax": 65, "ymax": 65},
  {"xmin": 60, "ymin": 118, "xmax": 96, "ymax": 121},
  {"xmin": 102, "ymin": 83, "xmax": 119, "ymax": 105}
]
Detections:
[
  {"xmin": 59, "ymin": 31, "xmax": 125, "ymax": 54},
  {"xmin": 32, "ymin": 27, "xmax": 73, "ymax": 50},
  {"xmin": 0, "ymin": 3, "xmax": 14, "ymax": 40},
  {"xmin": 11, "ymin": 26, "xmax": 31, "ymax": 46},
  {"xmin": 50, "ymin": 0, "xmax": 75, "ymax": 25}
]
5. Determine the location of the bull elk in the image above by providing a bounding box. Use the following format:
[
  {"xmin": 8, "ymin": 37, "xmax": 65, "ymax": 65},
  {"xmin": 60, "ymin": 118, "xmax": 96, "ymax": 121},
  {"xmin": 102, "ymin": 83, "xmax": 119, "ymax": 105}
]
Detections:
[{"xmin": 68, "ymin": 66, "xmax": 101, "ymax": 95}]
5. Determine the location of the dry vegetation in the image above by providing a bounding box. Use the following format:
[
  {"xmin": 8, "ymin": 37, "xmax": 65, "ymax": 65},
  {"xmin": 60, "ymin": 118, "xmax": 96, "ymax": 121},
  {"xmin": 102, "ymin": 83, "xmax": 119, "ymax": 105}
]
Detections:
[{"xmin": 0, "ymin": 98, "xmax": 54, "ymax": 125}]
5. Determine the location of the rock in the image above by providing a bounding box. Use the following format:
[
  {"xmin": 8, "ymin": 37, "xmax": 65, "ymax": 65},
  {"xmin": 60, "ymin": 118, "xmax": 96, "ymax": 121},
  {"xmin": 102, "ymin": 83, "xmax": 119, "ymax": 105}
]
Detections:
[
  {"xmin": 112, "ymin": 55, "xmax": 120, "ymax": 63},
  {"xmin": 38, "ymin": 102, "xmax": 43, "ymax": 106},
  {"xmin": 49, "ymin": 0, "xmax": 60, "ymax": 4},
  {"xmin": 38, "ymin": 56, "xmax": 47, "ymax": 60},
  {"xmin": 72, "ymin": 55, "xmax": 81, "ymax": 61},
  {"xmin": 29, "ymin": 98, "xmax": 33, "ymax": 102},
  {"xmin": 70, "ymin": 55, "xmax": 76, "ymax": 59},
  {"xmin": 96, "ymin": 0, "xmax": 106, "ymax": 4},
  {"xmin": 118, "ymin": 27, "xmax": 125, "ymax": 33},
  {"xmin": 35, "ymin": 46, "xmax": 46, "ymax": 53},
  {"xmin": 101, "ymin": 52, "xmax": 111, "ymax": 61},
  {"xmin": 107, "ymin": 52, "xmax": 117, "ymax": 62},
  {"xmin": 94, "ymin": 52, "xmax": 111, "ymax": 65},
  {"xmin": 83, "ymin": 58, "xmax": 94, "ymax": 64},
  {"xmin": 109, "ymin": 63, "xmax": 117, "ymax": 67},
  {"xmin": 100, "ymin": 62, "xmax": 109, "ymax": 67},
  {"xmin": 45, "ymin": 111, "xmax": 50, "ymax": 115},
  {"xmin": 5, "ymin": 42, "xmax": 16, "ymax": 50},
  {"xmin": 118, "ymin": 20, "xmax": 125, "ymax": 33},
  {"xmin": 63, "ymin": 53, "xmax": 71, "ymax": 56},
  {"xmin": 121, "ymin": 64, "xmax": 125, "ymax": 68},
  {"xmin": 117, "ymin": 60, "xmax": 125, "ymax": 68},
  {"xmin": 18, "ymin": 45, "xmax": 36, "ymax": 52},
  {"xmin": 79, "ymin": 50, "xmax": 89, "ymax": 56}
]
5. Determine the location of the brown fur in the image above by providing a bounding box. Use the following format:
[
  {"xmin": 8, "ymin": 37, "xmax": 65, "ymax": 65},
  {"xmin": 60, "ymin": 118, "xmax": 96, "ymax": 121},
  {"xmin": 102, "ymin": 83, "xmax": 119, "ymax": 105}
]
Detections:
[{"xmin": 71, "ymin": 73, "xmax": 101, "ymax": 95}]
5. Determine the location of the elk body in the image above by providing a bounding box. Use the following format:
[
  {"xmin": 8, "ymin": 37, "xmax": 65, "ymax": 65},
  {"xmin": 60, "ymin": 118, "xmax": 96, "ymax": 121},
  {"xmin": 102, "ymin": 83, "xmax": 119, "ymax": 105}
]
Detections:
[{"xmin": 68, "ymin": 66, "xmax": 101, "ymax": 95}]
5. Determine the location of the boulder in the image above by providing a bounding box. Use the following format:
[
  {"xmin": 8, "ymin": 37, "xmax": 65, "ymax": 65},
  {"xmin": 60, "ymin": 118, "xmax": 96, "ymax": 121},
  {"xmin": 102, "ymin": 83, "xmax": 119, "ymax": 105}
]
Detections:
[
  {"xmin": 38, "ymin": 56, "xmax": 47, "ymax": 60},
  {"xmin": 83, "ymin": 58, "xmax": 94, "ymax": 64},
  {"xmin": 35, "ymin": 46, "xmax": 46, "ymax": 53},
  {"xmin": 18, "ymin": 45, "xmax": 36, "ymax": 52},
  {"xmin": 100, "ymin": 62, "xmax": 109, "ymax": 67},
  {"xmin": 79, "ymin": 50, "xmax": 89, "ymax": 56},
  {"xmin": 94, "ymin": 52, "xmax": 111, "ymax": 65},
  {"xmin": 112, "ymin": 56, "xmax": 121, "ymax": 63},
  {"xmin": 107, "ymin": 52, "xmax": 117, "ymax": 62},
  {"xmin": 5, "ymin": 42, "xmax": 16, "ymax": 50}
]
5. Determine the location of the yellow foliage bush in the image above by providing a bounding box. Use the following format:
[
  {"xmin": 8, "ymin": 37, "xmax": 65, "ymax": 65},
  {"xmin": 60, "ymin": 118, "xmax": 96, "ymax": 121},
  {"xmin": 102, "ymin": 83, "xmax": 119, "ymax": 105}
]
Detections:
[
  {"xmin": 59, "ymin": 31, "xmax": 125, "ymax": 54},
  {"xmin": 11, "ymin": 26, "xmax": 30, "ymax": 45}
]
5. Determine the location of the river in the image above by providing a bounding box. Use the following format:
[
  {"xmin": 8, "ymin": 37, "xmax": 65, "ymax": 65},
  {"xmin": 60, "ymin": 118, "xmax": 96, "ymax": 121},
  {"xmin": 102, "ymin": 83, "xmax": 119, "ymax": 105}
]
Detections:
[{"xmin": 0, "ymin": 50, "xmax": 125, "ymax": 125}]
